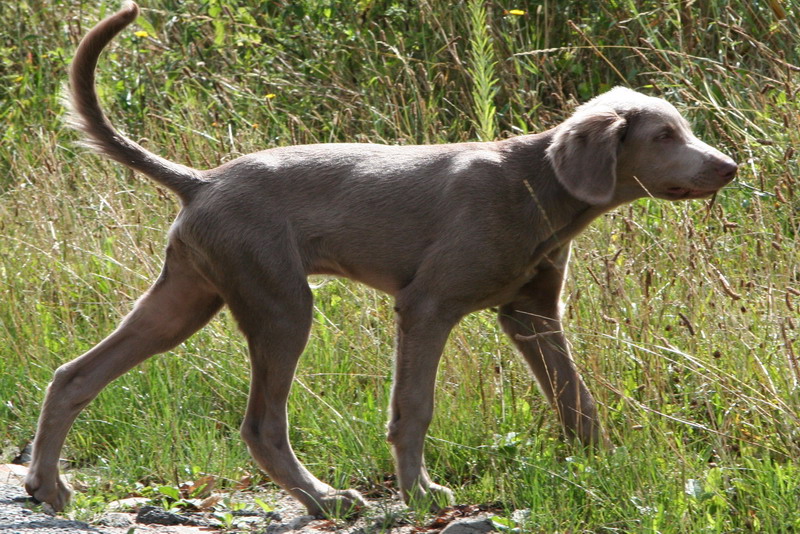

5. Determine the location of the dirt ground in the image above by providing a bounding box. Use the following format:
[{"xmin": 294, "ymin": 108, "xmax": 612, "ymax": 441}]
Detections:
[{"xmin": 0, "ymin": 464, "xmax": 497, "ymax": 533}]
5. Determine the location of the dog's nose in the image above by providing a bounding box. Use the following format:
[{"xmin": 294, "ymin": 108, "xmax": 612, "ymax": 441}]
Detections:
[{"xmin": 717, "ymin": 158, "xmax": 738, "ymax": 183}]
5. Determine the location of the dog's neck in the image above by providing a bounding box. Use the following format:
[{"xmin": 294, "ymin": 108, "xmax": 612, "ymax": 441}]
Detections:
[
  {"xmin": 501, "ymin": 132, "xmax": 596, "ymax": 220},
  {"xmin": 529, "ymin": 204, "xmax": 607, "ymax": 266},
  {"xmin": 499, "ymin": 131, "xmax": 614, "ymax": 264}
]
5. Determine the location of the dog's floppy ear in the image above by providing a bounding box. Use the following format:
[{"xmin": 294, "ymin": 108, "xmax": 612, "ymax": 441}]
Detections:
[{"xmin": 546, "ymin": 106, "xmax": 627, "ymax": 205}]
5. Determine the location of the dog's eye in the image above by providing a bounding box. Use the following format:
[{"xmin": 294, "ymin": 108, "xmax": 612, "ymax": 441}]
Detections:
[{"xmin": 654, "ymin": 130, "xmax": 674, "ymax": 142}]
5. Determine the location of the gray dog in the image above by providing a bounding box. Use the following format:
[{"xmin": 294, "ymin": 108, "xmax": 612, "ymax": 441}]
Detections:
[{"xmin": 26, "ymin": 2, "xmax": 737, "ymax": 516}]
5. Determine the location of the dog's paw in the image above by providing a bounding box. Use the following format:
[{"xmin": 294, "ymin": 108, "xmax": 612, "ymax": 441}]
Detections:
[
  {"xmin": 307, "ymin": 488, "xmax": 367, "ymax": 518},
  {"xmin": 24, "ymin": 472, "xmax": 74, "ymax": 512},
  {"xmin": 405, "ymin": 482, "xmax": 455, "ymax": 512}
]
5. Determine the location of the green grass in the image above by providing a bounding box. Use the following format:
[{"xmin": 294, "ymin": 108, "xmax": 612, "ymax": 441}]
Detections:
[{"xmin": 1, "ymin": 0, "xmax": 799, "ymax": 531}]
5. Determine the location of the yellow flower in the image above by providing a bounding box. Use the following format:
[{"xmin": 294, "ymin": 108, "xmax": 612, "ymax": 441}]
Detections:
[
  {"xmin": 265, "ymin": 93, "xmax": 276, "ymax": 100},
  {"xmin": 134, "ymin": 30, "xmax": 149, "ymax": 38},
  {"xmin": 507, "ymin": 9, "xmax": 526, "ymax": 15}
]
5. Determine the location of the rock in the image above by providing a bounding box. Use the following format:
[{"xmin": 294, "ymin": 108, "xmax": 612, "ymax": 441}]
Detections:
[
  {"xmin": 511, "ymin": 508, "xmax": 530, "ymax": 523},
  {"xmin": 136, "ymin": 504, "xmax": 201, "ymax": 526},
  {"xmin": 11, "ymin": 442, "xmax": 33, "ymax": 465},
  {"xmin": 265, "ymin": 514, "xmax": 315, "ymax": 533},
  {"xmin": 266, "ymin": 523, "xmax": 290, "ymax": 534},
  {"xmin": 440, "ymin": 517, "xmax": 496, "ymax": 534},
  {"xmin": 287, "ymin": 514, "xmax": 316, "ymax": 530},
  {"xmin": 98, "ymin": 512, "xmax": 135, "ymax": 527}
]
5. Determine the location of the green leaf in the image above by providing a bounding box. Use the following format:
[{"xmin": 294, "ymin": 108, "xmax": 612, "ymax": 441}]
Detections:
[{"xmin": 157, "ymin": 485, "xmax": 181, "ymax": 501}]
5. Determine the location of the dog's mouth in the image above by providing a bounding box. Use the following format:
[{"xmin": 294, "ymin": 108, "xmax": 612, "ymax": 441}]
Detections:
[{"xmin": 663, "ymin": 186, "xmax": 718, "ymax": 200}]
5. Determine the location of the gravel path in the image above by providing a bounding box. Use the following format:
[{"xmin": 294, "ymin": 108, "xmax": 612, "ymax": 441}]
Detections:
[
  {"xmin": 0, "ymin": 483, "xmax": 119, "ymax": 534},
  {"xmin": 0, "ymin": 465, "xmax": 497, "ymax": 534}
]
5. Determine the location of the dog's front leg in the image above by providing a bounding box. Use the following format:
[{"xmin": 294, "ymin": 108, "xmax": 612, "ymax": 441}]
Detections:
[
  {"xmin": 498, "ymin": 248, "xmax": 608, "ymax": 447},
  {"xmin": 387, "ymin": 298, "xmax": 460, "ymax": 511}
]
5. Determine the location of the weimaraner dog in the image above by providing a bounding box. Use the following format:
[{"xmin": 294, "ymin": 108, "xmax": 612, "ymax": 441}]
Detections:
[{"xmin": 26, "ymin": 2, "xmax": 737, "ymax": 516}]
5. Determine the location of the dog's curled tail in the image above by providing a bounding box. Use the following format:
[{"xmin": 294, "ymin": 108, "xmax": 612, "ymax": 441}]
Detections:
[{"xmin": 69, "ymin": 1, "xmax": 203, "ymax": 203}]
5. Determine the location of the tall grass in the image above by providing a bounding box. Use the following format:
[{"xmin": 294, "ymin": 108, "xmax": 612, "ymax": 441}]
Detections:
[{"xmin": 1, "ymin": 0, "xmax": 798, "ymax": 531}]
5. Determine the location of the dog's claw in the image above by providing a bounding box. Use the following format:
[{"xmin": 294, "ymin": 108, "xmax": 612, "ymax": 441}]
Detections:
[{"xmin": 24, "ymin": 472, "xmax": 74, "ymax": 512}]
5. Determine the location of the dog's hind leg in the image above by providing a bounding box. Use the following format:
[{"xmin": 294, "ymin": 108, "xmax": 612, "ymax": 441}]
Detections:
[
  {"xmin": 231, "ymin": 273, "xmax": 366, "ymax": 517},
  {"xmin": 25, "ymin": 243, "xmax": 223, "ymax": 511}
]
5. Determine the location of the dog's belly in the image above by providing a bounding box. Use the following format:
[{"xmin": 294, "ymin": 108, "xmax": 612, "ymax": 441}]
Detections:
[{"xmin": 308, "ymin": 262, "xmax": 405, "ymax": 295}]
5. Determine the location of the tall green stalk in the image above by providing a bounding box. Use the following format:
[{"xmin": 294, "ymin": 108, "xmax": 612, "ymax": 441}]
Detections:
[{"xmin": 467, "ymin": 0, "xmax": 499, "ymax": 141}]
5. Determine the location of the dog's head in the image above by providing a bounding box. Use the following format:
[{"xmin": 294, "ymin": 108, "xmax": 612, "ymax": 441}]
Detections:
[{"xmin": 546, "ymin": 87, "xmax": 737, "ymax": 205}]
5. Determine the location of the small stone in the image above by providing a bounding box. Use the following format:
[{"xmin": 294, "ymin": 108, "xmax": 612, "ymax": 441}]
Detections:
[
  {"xmin": 440, "ymin": 517, "xmax": 496, "ymax": 534},
  {"xmin": 511, "ymin": 509, "xmax": 531, "ymax": 523},
  {"xmin": 99, "ymin": 512, "xmax": 135, "ymax": 527},
  {"xmin": 136, "ymin": 504, "xmax": 200, "ymax": 526},
  {"xmin": 266, "ymin": 522, "xmax": 290, "ymax": 534},
  {"xmin": 287, "ymin": 514, "xmax": 316, "ymax": 530},
  {"xmin": 265, "ymin": 513, "xmax": 316, "ymax": 533}
]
